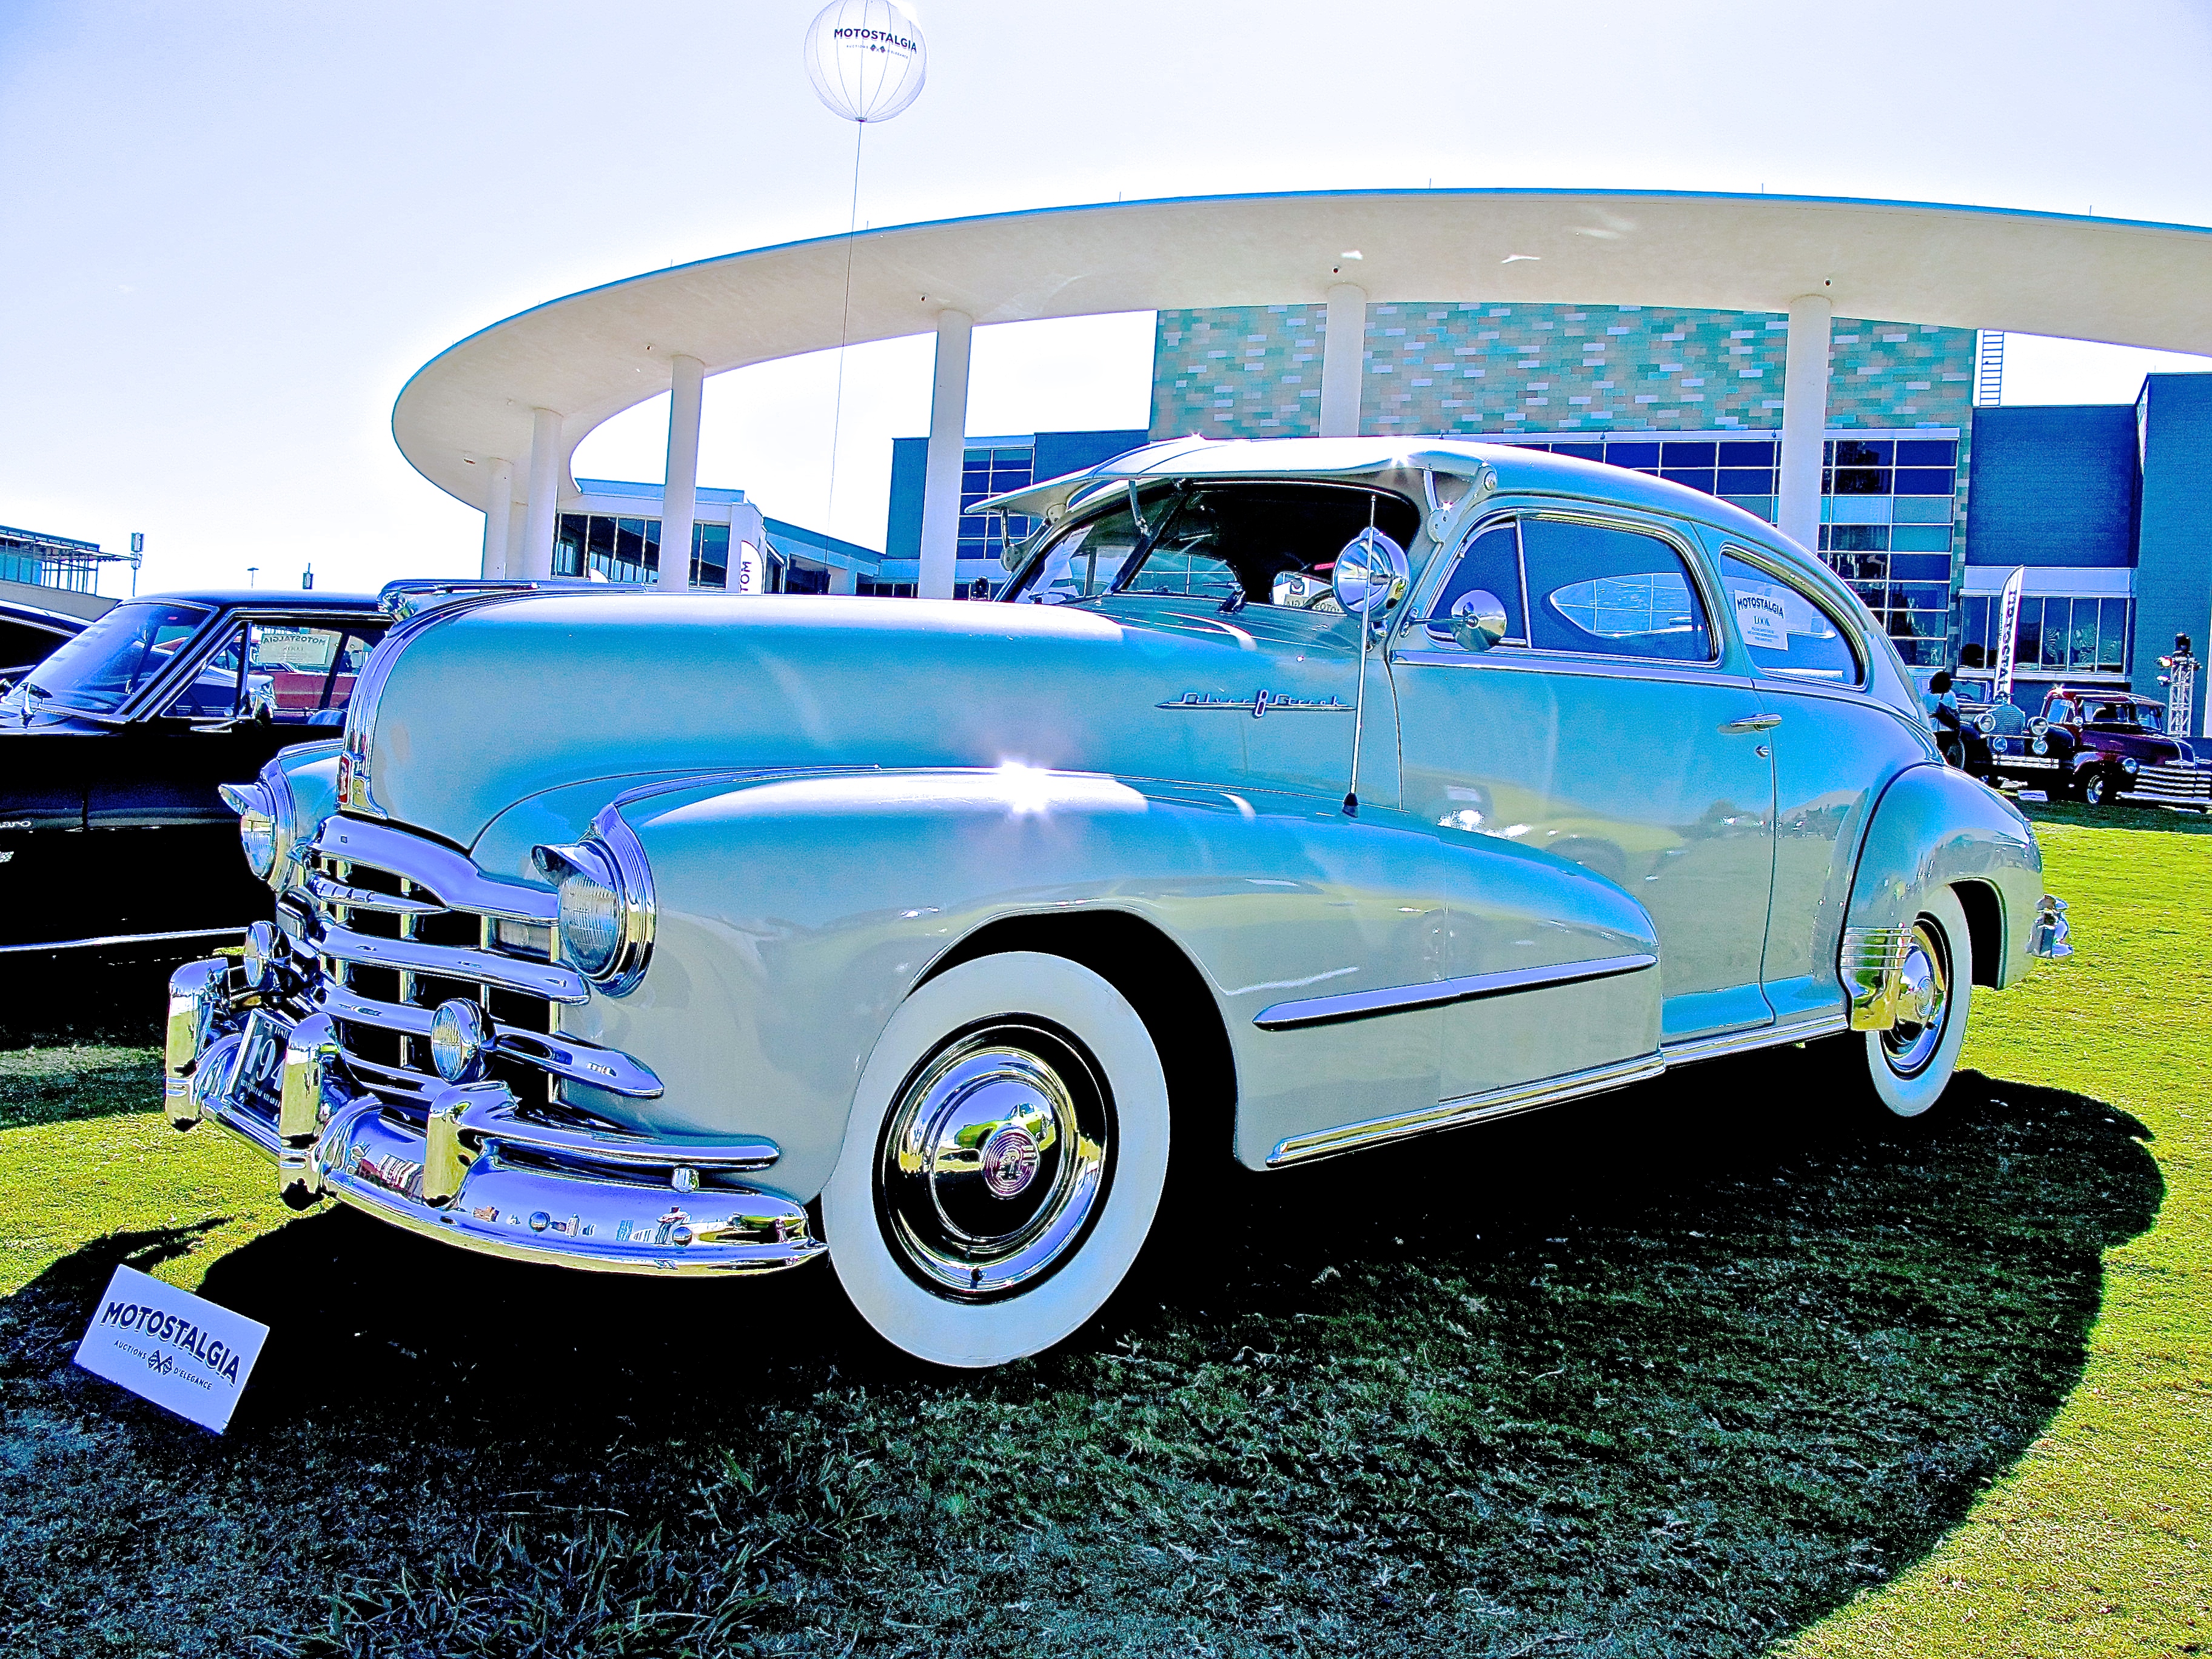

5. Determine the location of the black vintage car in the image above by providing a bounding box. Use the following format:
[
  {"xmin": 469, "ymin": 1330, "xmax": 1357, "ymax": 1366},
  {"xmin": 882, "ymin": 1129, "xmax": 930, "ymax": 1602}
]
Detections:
[{"xmin": 0, "ymin": 588, "xmax": 387, "ymax": 968}]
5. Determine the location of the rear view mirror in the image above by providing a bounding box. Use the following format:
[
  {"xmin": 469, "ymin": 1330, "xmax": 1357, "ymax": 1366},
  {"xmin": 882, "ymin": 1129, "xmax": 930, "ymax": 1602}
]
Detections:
[
  {"xmin": 1446, "ymin": 589, "xmax": 1509, "ymax": 652},
  {"xmin": 1332, "ymin": 528, "xmax": 1409, "ymax": 618}
]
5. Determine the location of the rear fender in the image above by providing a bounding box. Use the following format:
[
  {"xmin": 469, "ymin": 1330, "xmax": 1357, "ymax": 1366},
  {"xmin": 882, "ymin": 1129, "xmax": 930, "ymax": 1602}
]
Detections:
[{"xmin": 1844, "ymin": 762, "xmax": 2044, "ymax": 990}]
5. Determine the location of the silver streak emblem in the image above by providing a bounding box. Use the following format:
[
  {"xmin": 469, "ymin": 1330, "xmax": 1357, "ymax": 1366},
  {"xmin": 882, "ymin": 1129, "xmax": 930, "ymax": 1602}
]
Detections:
[{"xmin": 1157, "ymin": 691, "xmax": 1353, "ymax": 720}]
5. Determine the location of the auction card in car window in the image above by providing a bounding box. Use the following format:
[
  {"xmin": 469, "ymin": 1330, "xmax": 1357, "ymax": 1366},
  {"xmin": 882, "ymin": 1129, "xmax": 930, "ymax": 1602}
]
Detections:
[{"xmin": 73, "ymin": 1264, "xmax": 269, "ymax": 1433}]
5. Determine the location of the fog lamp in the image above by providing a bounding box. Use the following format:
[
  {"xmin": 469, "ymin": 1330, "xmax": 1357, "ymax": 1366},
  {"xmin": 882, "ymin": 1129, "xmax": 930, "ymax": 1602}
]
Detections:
[
  {"xmin": 2031, "ymin": 736, "xmax": 2048, "ymax": 755},
  {"xmin": 241, "ymin": 920, "xmax": 285, "ymax": 991},
  {"xmin": 429, "ymin": 998, "xmax": 492, "ymax": 1084}
]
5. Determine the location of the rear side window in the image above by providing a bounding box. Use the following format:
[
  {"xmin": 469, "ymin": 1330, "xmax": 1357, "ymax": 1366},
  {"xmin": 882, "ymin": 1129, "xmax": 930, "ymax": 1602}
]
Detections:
[
  {"xmin": 1719, "ymin": 551, "xmax": 1864, "ymax": 686},
  {"xmin": 1520, "ymin": 518, "xmax": 1713, "ymax": 662}
]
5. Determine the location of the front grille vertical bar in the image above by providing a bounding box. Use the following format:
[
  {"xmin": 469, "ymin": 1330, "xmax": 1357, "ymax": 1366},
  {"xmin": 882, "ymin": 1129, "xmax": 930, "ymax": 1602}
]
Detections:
[{"xmin": 398, "ymin": 876, "xmax": 420, "ymax": 1071}]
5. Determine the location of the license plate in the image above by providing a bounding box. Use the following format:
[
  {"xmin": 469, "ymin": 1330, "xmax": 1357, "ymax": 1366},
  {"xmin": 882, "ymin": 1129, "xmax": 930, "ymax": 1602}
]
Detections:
[{"xmin": 230, "ymin": 1010, "xmax": 288, "ymax": 1120}]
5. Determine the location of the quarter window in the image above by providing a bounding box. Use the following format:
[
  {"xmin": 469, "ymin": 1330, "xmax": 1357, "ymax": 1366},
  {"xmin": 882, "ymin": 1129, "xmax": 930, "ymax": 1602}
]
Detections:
[
  {"xmin": 1719, "ymin": 552, "xmax": 1864, "ymax": 686},
  {"xmin": 1520, "ymin": 519, "xmax": 1712, "ymax": 662},
  {"xmin": 1426, "ymin": 520, "xmax": 1527, "ymax": 643}
]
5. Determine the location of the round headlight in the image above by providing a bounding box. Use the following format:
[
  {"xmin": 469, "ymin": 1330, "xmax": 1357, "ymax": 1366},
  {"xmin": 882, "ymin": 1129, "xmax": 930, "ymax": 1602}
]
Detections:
[
  {"xmin": 2031, "ymin": 736, "xmax": 2048, "ymax": 755},
  {"xmin": 554, "ymin": 857, "xmax": 623, "ymax": 977},
  {"xmin": 532, "ymin": 820, "xmax": 654, "ymax": 994},
  {"xmin": 1974, "ymin": 712, "xmax": 1997, "ymax": 734},
  {"xmin": 430, "ymin": 998, "xmax": 492, "ymax": 1084},
  {"xmin": 2122, "ymin": 756, "xmax": 2140, "ymax": 774}
]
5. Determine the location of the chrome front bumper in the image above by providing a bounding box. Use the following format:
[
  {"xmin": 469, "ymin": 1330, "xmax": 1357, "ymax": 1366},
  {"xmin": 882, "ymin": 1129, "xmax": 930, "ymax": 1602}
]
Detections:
[{"xmin": 164, "ymin": 958, "xmax": 824, "ymax": 1276}]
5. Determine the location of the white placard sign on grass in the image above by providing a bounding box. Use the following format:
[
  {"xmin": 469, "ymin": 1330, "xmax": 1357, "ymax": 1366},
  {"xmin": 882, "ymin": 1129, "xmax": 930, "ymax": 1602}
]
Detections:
[{"xmin": 72, "ymin": 1264, "xmax": 269, "ymax": 1433}]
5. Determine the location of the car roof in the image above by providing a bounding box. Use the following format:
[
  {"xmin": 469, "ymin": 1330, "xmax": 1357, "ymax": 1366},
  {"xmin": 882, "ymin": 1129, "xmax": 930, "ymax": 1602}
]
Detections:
[{"xmin": 119, "ymin": 589, "xmax": 384, "ymax": 612}]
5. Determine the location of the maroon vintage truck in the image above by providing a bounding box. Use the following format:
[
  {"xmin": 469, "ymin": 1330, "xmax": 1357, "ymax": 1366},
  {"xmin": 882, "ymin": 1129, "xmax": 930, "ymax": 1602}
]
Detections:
[{"xmin": 1976, "ymin": 686, "xmax": 2212, "ymax": 809}]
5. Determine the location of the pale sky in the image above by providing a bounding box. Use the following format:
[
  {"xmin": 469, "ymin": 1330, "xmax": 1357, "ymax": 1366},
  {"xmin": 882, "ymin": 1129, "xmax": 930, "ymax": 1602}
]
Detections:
[{"xmin": 5, "ymin": 0, "xmax": 2211, "ymax": 597}]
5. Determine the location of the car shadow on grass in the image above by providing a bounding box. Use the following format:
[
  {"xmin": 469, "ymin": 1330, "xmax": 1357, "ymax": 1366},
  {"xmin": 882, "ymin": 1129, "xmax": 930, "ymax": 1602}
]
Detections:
[{"xmin": 0, "ymin": 1050, "xmax": 2162, "ymax": 1659}]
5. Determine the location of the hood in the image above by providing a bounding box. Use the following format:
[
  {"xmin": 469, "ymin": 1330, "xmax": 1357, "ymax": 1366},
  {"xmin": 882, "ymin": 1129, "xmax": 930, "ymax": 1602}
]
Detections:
[{"xmin": 348, "ymin": 593, "xmax": 1372, "ymax": 849}]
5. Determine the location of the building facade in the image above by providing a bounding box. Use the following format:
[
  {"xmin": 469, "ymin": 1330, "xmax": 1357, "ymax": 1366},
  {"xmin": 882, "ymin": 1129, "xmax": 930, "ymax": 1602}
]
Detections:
[{"xmin": 882, "ymin": 429, "xmax": 1150, "ymax": 597}]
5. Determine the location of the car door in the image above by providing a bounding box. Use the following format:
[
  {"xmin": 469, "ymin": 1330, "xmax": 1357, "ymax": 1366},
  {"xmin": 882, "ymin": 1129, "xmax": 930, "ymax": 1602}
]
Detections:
[
  {"xmin": 1392, "ymin": 507, "xmax": 1780, "ymax": 1090},
  {"xmin": 87, "ymin": 615, "xmax": 384, "ymax": 940},
  {"xmin": 1710, "ymin": 546, "xmax": 1932, "ymax": 1027}
]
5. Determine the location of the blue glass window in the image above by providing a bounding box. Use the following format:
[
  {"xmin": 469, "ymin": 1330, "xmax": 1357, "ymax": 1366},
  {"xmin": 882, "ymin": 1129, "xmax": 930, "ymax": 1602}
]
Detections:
[
  {"xmin": 1828, "ymin": 525, "xmax": 1889, "ymax": 552},
  {"xmin": 1662, "ymin": 442, "xmax": 1717, "ymax": 468},
  {"xmin": 1718, "ymin": 442, "xmax": 1775, "ymax": 467},
  {"xmin": 1604, "ymin": 441, "xmax": 1661, "ymax": 469},
  {"xmin": 1895, "ymin": 439, "xmax": 1957, "ymax": 468},
  {"xmin": 1894, "ymin": 468, "xmax": 1956, "ymax": 496},
  {"xmin": 1888, "ymin": 554, "xmax": 1953, "ymax": 581},
  {"xmin": 1834, "ymin": 440, "xmax": 1893, "ymax": 468},
  {"xmin": 1718, "ymin": 468, "xmax": 1773, "ymax": 495},
  {"xmin": 1890, "ymin": 525, "xmax": 1954, "ymax": 553},
  {"xmin": 1832, "ymin": 468, "xmax": 1890, "ymax": 495},
  {"xmin": 1553, "ymin": 443, "xmax": 1604, "ymax": 462},
  {"xmin": 1661, "ymin": 468, "xmax": 1716, "ymax": 493}
]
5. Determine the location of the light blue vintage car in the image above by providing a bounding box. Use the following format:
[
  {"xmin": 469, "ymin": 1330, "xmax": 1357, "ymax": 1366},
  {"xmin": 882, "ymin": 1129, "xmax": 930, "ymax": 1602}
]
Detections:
[{"xmin": 166, "ymin": 438, "xmax": 2071, "ymax": 1366}]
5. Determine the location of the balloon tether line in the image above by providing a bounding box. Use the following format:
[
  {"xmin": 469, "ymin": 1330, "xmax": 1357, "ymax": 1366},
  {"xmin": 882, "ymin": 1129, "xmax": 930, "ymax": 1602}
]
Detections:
[{"xmin": 825, "ymin": 118, "xmax": 865, "ymax": 529}]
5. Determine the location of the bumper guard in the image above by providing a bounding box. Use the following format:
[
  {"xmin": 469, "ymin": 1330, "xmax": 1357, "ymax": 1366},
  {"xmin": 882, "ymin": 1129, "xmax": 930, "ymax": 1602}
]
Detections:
[{"xmin": 163, "ymin": 957, "xmax": 823, "ymax": 1276}]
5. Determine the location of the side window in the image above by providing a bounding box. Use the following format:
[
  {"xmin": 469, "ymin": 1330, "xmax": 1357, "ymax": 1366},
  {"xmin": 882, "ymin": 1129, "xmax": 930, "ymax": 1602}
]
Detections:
[
  {"xmin": 1718, "ymin": 552, "xmax": 1864, "ymax": 686},
  {"xmin": 1121, "ymin": 494, "xmax": 1241, "ymax": 602},
  {"xmin": 247, "ymin": 623, "xmax": 388, "ymax": 724},
  {"xmin": 1521, "ymin": 518, "xmax": 1713, "ymax": 662},
  {"xmin": 1010, "ymin": 501, "xmax": 1146, "ymax": 603},
  {"xmin": 162, "ymin": 624, "xmax": 248, "ymax": 719},
  {"xmin": 1424, "ymin": 520, "xmax": 1526, "ymax": 644}
]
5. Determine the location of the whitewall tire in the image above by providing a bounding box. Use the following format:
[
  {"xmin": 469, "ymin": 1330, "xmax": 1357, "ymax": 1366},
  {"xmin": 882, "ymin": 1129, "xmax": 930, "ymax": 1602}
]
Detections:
[
  {"xmin": 822, "ymin": 952, "xmax": 1170, "ymax": 1368},
  {"xmin": 1859, "ymin": 886, "xmax": 1973, "ymax": 1119}
]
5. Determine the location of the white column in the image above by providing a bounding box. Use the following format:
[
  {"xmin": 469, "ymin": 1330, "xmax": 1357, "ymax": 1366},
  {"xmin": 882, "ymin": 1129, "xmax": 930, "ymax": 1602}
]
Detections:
[
  {"xmin": 1319, "ymin": 283, "xmax": 1367, "ymax": 438},
  {"xmin": 829, "ymin": 565, "xmax": 857, "ymax": 595},
  {"xmin": 917, "ymin": 309, "xmax": 974, "ymax": 601},
  {"xmin": 520, "ymin": 407, "xmax": 563, "ymax": 579},
  {"xmin": 1777, "ymin": 296, "xmax": 1834, "ymax": 552},
  {"xmin": 480, "ymin": 458, "xmax": 514, "ymax": 578},
  {"xmin": 657, "ymin": 355, "xmax": 705, "ymax": 587}
]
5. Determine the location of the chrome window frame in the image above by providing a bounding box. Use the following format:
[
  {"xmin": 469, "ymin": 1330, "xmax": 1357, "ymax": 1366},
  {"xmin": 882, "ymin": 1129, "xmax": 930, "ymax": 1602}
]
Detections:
[
  {"xmin": 1395, "ymin": 501, "xmax": 1728, "ymax": 675},
  {"xmin": 1714, "ymin": 541, "xmax": 1869, "ymax": 692}
]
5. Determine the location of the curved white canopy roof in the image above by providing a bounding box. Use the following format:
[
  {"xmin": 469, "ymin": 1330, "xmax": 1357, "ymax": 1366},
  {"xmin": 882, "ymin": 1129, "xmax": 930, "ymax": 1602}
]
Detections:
[{"xmin": 392, "ymin": 188, "xmax": 2212, "ymax": 514}]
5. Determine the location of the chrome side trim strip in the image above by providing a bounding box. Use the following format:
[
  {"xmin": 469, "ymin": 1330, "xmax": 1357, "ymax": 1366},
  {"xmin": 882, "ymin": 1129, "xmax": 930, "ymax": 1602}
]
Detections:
[
  {"xmin": 1, "ymin": 925, "xmax": 246, "ymax": 956},
  {"xmin": 312, "ymin": 918, "xmax": 589, "ymax": 1004},
  {"xmin": 304, "ymin": 982, "xmax": 663, "ymax": 1098},
  {"xmin": 313, "ymin": 818, "xmax": 557, "ymax": 922},
  {"xmin": 1660, "ymin": 1011, "xmax": 1849, "ymax": 1066},
  {"xmin": 1267, "ymin": 1051, "xmax": 1666, "ymax": 1167},
  {"xmin": 1254, "ymin": 952, "xmax": 1657, "ymax": 1031}
]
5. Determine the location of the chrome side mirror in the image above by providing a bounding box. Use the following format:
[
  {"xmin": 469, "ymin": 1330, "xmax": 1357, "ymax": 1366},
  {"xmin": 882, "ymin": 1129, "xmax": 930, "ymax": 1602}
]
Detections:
[
  {"xmin": 1332, "ymin": 528, "xmax": 1409, "ymax": 619},
  {"xmin": 1446, "ymin": 589, "xmax": 1509, "ymax": 652}
]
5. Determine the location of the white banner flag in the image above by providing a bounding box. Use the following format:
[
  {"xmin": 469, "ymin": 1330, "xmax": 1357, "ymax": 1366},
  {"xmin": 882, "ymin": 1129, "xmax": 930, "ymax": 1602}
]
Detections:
[{"xmin": 1991, "ymin": 566, "xmax": 2027, "ymax": 708}]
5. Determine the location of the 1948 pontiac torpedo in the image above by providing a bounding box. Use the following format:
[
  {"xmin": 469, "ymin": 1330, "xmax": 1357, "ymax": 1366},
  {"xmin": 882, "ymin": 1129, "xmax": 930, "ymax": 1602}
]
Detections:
[{"xmin": 163, "ymin": 437, "xmax": 2072, "ymax": 1366}]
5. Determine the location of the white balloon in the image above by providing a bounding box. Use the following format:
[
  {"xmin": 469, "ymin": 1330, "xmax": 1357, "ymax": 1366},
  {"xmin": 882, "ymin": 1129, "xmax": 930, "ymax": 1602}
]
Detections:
[{"xmin": 803, "ymin": 0, "xmax": 927, "ymax": 124}]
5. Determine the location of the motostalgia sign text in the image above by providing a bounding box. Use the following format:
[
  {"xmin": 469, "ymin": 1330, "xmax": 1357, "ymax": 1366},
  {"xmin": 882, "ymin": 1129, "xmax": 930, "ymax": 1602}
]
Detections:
[{"xmin": 72, "ymin": 1264, "xmax": 270, "ymax": 1433}]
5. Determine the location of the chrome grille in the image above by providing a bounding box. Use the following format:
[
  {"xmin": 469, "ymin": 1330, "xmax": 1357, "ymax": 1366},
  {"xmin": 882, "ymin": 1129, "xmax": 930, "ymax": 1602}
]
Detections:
[
  {"xmin": 278, "ymin": 818, "xmax": 657, "ymax": 1111},
  {"xmin": 2129, "ymin": 762, "xmax": 2212, "ymax": 804}
]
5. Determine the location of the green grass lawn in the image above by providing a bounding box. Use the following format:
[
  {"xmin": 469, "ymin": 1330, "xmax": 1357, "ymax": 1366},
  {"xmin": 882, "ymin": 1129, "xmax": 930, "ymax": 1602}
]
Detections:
[{"xmin": 1, "ymin": 808, "xmax": 2205, "ymax": 1657}]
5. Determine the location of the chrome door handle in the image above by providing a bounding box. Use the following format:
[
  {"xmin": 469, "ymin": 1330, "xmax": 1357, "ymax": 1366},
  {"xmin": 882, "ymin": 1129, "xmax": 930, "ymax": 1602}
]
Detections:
[{"xmin": 1720, "ymin": 712, "xmax": 1783, "ymax": 735}]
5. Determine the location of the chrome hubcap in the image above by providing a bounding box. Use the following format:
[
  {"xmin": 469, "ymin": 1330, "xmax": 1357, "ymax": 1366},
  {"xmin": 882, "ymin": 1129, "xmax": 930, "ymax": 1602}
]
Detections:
[
  {"xmin": 877, "ymin": 1023, "xmax": 1111, "ymax": 1299},
  {"xmin": 1880, "ymin": 920, "xmax": 1951, "ymax": 1078}
]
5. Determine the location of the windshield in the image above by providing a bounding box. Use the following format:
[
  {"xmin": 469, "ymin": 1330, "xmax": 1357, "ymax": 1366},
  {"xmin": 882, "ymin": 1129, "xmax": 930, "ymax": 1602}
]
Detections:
[
  {"xmin": 1, "ymin": 600, "xmax": 212, "ymax": 716},
  {"xmin": 1005, "ymin": 482, "xmax": 1421, "ymax": 609},
  {"xmin": 2088, "ymin": 699, "xmax": 2163, "ymax": 731}
]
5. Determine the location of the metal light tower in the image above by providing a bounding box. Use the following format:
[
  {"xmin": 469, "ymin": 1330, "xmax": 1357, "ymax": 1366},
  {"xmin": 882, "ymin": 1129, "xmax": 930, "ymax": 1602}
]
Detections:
[{"xmin": 2160, "ymin": 634, "xmax": 2199, "ymax": 739}]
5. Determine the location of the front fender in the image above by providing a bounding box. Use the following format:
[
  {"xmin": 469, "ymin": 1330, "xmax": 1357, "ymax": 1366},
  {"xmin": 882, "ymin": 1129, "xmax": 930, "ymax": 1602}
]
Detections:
[
  {"xmin": 505, "ymin": 766, "xmax": 1657, "ymax": 1196},
  {"xmin": 1845, "ymin": 762, "xmax": 2043, "ymax": 989}
]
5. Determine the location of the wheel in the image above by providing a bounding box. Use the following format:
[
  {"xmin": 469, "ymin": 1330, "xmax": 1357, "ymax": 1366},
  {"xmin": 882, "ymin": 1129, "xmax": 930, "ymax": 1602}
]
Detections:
[
  {"xmin": 1855, "ymin": 886, "xmax": 1973, "ymax": 1119},
  {"xmin": 822, "ymin": 952, "xmax": 1170, "ymax": 1367},
  {"xmin": 2080, "ymin": 768, "xmax": 2115, "ymax": 807}
]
